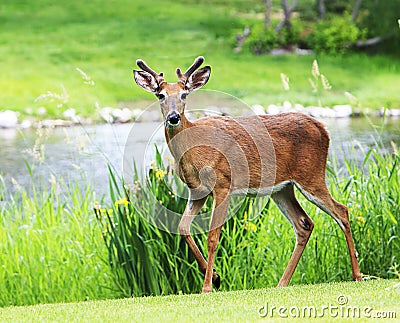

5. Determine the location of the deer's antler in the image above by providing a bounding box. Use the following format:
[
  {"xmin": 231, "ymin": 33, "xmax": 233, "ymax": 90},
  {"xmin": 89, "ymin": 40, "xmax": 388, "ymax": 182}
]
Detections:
[
  {"xmin": 136, "ymin": 59, "xmax": 165, "ymax": 85},
  {"xmin": 176, "ymin": 56, "xmax": 205, "ymax": 84}
]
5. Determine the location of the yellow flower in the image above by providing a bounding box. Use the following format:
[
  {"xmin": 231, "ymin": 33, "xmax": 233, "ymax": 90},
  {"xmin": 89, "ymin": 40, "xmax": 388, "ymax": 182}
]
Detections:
[
  {"xmin": 155, "ymin": 169, "xmax": 167, "ymax": 179},
  {"xmin": 245, "ymin": 222, "xmax": 257, "ymax": 233},
  {"xmin": 108, "ymin": 209, "xmax": 113, "ymax": 215},
  {"xmin": 357, "ymin": 216, "xmax": 365, "ymax": 225},
  {"xmin": 114, "ymin": 198, "xmax": 129, "ymax": 208}
]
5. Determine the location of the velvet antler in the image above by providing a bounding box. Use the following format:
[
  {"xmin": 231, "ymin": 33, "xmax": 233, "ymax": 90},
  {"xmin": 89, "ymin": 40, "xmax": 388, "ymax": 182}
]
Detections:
[
  {"xmin": 136, "ymin": 59, "xmax": 165, "ymax": 85},
  {"xmin": 176, "ymin": 56, "xmax": 205, "ymax": 84}
]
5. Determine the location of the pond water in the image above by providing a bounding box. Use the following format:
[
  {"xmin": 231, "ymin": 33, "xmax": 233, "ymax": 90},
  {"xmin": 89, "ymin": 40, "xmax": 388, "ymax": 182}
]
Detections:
[{"xmin": 0, "ymin": 116, "xmax": 399, "ymax": 197}]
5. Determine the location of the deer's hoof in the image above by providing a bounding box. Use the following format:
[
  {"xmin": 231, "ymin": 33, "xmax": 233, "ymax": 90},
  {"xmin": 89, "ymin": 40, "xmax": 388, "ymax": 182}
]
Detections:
[
  {"xmin": 212, "ymin": 270, "xmax": 221, "ymax": 289},
  {"xmin": 202, "ymin": 287, "xmax": 212, "ymax": 293}
]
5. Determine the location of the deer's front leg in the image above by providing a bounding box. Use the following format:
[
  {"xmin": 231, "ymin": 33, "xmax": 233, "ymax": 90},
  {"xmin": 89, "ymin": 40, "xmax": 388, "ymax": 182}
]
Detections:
[
  {"xmin": 202, "ymin": 190, "xmax": 230, "ymax": 293},
  {"xmin": 179, "ymin": 194, "xmax": 220, "ymax": 288},
  {"xmin": 179, "ymin": 196, "xmax": 208, "ymax": 271}
]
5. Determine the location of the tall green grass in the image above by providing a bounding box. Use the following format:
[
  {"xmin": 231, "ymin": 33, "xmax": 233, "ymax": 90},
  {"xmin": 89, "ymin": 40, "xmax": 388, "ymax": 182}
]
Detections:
[
  {"xmin": 97, "ymin": 144, "xmax": 399, "ymax": 297},
  {"xmin": 1, "ymin": 139, "xmax": 398, "ymax": 306},
  {"xmin": 334, "ymin": 145, "xmax": 400, "ymax": 278},
  {"xmin": 0, "ymin": 176, "xmax": 116, "ymax": 307}
]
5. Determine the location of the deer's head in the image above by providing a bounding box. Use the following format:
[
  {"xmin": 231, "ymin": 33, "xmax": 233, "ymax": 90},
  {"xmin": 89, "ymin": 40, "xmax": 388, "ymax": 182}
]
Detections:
[{"xmin": 133, "ymin": 56, "xmax": 211, "ymax": 129}]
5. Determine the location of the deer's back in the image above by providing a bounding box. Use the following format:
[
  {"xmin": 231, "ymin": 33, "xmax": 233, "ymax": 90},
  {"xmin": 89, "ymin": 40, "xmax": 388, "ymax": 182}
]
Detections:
[{"xmin": 192, "ymin": 112, "xmax": 330, "ymax": 188}]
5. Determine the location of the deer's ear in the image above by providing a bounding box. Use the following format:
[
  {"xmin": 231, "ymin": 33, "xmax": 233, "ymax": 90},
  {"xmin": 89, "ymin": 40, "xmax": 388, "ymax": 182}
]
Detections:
[
  {"xmin": 133, "ymin": 70, "xmax": 159, "ymax": 93},
  {"xmin": 186, "ymin": 66, "xmax": 211, "ymax": 92}
]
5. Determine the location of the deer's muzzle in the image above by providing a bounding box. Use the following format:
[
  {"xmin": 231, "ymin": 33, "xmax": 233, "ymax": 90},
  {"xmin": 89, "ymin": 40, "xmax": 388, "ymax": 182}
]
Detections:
[{"xmin": 166, "ymin": 111, "xmax": 181, "ymax": 128}]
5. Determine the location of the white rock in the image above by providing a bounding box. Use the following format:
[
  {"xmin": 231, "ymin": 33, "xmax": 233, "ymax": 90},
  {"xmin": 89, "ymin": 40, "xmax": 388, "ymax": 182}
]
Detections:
[
  {"xmin": 111, "ymin": 108, "xmax": 122, "ymax": 118},
  {"xmin": 333, "ymin": 105, "xmax": 352, "ymax": 118},
  {"xmin": 270, "ymin": 48, "xmax": 289, "ymax": 56},
  {"xmin": 389, "ymin": 109, "xmax": 400, "ymax": 117},
  {"xmin": 294, "ymin": 103, "xmax": 305, "ymax": 112},
  {"xmin": 112, "ymin": 108, "xmax": 133, "ymax": 123},
  {"xmin": 37, "ymin": 107, "xmax": 47, "ymax": 115},
  {"xmin": 0, "ymin": 110, "xmax": 18, "ymax": 128},
  {"xmin": 382, "ymin": 108, "xmax": 400, "ymax": 117},
  {"xmin": 121, "ymin": 108, "xmax": 133, "ymax": 122},
  {"xmin": 283, "ymin": 101, "xmax": 292, "ymax": 111},
  {"xmin": 63, "ymin": 108, "xmax": 81, "ymax": 123},
  {"xmin": 321, "ymin": 108, "xmax": 336, "ymax": 118},
  {"xmin": 131, "ymin": 109, "xmax": 142, "ymax": 119},
  {"xmin": 99, "ymin": 107, "xmax": 114, "ymax": 123},
  {"xmin": 252, "ymin": 104, "xmax": 265, "ymax": 115},
  {"xmin": 305, "ymin": 106, "xmax": 336, "ymax": 118},
  {"xmin": 20, "ymin": 119, "xmax": 32, "ymax": 129},
  {"xmin": 25, "ymin": 107, "xmax": 33, "ymax": 115},
  {"xmin": 40, "ymin": 119, "xmax": 72, "ymax": 127},
  {"xmin": 379, "ymin": 107, "xmax": 389, "ymax": 116},
  {"xmin": 295, "ymin": 48, "xmax": 313, "ymax": 56},
  {"xmin": 63, "ymin": 108, "xmax": 76, "ymax": 119},
  {"xmin": 267, "ymin": 104, "xmax": 281, "ymax": 115}
]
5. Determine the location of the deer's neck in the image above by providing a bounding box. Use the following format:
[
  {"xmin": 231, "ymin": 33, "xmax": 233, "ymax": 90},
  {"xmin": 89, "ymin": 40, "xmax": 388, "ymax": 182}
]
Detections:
[{"xmin": 164, "ymin": 113, "xmax": 193, "ymax": 159}]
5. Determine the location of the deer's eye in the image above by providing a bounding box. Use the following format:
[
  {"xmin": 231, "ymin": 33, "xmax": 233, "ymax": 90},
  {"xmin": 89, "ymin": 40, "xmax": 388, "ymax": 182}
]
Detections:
[
  {"xmin": 180, "ymin": 93, "xmax": 187, "ymax": 101},
  {"xmin": 156, "ymin": 93, "xmax": 165, "ymax": 101}
]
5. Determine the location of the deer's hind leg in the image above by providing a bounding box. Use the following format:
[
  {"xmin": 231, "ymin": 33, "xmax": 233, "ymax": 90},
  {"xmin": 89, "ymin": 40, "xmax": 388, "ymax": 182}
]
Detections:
[
  {"xmin": 272, "ymin": 183, "xmax": 314, "ymax": 287},
  {"xmin": 295, "ymin": 181, "xmax": 362, "ymax": 282}
]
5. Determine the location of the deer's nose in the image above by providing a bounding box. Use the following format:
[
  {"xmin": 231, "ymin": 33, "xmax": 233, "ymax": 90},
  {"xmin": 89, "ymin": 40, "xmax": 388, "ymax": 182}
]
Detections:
[{"xmin": 166, "ymin": 111, "xmax": 181, "ymax": 127}]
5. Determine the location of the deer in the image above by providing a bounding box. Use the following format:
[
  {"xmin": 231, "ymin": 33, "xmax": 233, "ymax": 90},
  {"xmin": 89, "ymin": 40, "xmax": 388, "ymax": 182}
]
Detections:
[{"xmin": 133, "ymin": 56, "xmax": 362, "ymax": 293}]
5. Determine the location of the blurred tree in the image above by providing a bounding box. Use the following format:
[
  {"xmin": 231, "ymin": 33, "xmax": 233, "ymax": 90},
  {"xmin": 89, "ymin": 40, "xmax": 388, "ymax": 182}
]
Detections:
[
  {"xmin": 264, "ymin": 0, "xmax": 272, "ymax": 28},
  {"xmin": 275, "ymin": 0, "xmax": 299, "ymax": 32},
  {"xmin": 317, "ymin": 0, "xmax": 326, "ymax": 19},
  {"xmin": 351, "ymin": 0, "xmax": 363, "ymax": 22}
]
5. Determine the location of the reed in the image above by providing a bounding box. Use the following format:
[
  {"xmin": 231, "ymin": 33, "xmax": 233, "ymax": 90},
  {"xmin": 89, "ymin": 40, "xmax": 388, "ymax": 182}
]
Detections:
[
  {"xmin": 0, "ymin": 176, "xmax": 116, "ymax": 306},
  {"xmin": 97, "ymin": 143, "xmax": 399, "ymax": 296}
]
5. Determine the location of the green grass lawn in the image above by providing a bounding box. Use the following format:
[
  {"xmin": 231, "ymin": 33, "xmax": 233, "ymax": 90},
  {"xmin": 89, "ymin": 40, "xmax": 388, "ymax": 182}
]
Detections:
[
  {"xmin": 1, "ymin": 280, "xmax": 399, "ymax": 322},
  {"xmin": 1, "ymin": 0, "xmax": 399, "ymax": 119}
]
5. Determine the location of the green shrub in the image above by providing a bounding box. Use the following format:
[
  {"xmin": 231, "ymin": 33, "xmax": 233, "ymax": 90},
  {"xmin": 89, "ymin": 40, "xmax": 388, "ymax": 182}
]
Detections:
[
  {"xmin": 243, "ymin": 20, "xmax": 304, "ymax": 54},
  {"xmin": 244, "ymin": 24, "xmax": 278, "ymax": 54},
  {"xmin": 277, "ymin": 20, "xmax": 303, "ymax": 48},
  {"xmin": 307, "ymin": 15, "xmax": 360, "ymax": 54}
]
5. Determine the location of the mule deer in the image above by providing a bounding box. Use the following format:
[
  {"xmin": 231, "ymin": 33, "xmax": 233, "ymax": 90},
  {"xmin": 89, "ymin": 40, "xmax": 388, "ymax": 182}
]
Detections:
[{"xmin": 133, "ymin": 56, "xmax": 362, "ymax": 293}]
